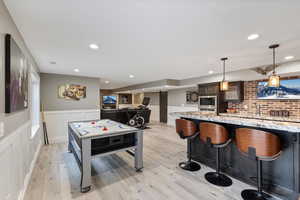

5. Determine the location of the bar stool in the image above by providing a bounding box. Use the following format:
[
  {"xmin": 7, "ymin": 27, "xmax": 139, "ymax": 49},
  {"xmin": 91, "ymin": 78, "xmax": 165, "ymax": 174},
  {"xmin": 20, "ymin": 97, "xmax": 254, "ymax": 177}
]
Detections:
[
  {"xmin": 175, "ymin": 119, "xmax": 201, "ymax": 171},
  {"xmin": 200, "ymin": 122, "xmax": 232, "ymax": 187},
  {"xmin": 236, "ymin": 128, "xmax": 281, "ymax": 200}
]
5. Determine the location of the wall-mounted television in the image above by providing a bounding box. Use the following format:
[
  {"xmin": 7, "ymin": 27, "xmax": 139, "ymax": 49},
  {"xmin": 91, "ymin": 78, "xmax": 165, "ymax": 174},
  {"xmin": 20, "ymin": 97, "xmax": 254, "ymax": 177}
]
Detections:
[
  {"xmin": 257, "ymin": 78, "xmax": 300, "ymax": 100},
  {"xmin": 103, "ymin": 96, "xmax": 117, "ymax": 104}
]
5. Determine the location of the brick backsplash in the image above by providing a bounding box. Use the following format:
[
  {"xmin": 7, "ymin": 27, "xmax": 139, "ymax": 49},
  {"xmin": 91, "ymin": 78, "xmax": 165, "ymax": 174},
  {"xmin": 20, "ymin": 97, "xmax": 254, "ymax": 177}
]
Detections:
[{"xmin": 228, "ymin": 77, "xmax": 300, "ymax": 118}]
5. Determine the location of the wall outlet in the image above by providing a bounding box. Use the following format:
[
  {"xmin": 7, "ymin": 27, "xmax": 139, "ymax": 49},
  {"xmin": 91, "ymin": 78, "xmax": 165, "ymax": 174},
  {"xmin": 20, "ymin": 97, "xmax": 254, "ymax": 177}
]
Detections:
[{"xmin": 0, "ymin": 122, "xmax": 4, "ymax": 138}]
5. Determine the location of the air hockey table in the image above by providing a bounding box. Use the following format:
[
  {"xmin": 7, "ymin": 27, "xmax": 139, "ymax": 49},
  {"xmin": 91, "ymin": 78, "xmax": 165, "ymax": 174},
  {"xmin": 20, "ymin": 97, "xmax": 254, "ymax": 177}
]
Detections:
[{"xmin": 68, "ymin": 119, "xmax": 143, "ymax": 193}]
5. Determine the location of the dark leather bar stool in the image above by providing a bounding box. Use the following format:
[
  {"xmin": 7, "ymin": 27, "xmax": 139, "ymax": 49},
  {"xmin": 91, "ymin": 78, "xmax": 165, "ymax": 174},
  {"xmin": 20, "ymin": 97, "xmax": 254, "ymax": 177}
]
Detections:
[
  {"xmin": 236, "ymin": 128, "xmax": 281, "ymax": 200},
  {"xmin": 200, "ymin": 122, "xmax": 232, "ymax": 187},
  {"xmin": 175, "ymin": 119, "xmax": 201, "ymax": 171}
]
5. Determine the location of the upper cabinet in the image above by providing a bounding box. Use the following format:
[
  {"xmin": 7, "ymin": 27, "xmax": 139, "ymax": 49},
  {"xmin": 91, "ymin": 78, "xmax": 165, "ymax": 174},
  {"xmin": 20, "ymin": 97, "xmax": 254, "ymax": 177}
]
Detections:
[
  {"xmin": 198, "ymin": 81, "xmax": 244, "ymax": 113},
  {"xmin": 198, "ymin": 83, "xmax": 220, "ymax": 96},
  {"xmin": 223, "ymin": 81, "xmax": 244, "ymax": 102}
]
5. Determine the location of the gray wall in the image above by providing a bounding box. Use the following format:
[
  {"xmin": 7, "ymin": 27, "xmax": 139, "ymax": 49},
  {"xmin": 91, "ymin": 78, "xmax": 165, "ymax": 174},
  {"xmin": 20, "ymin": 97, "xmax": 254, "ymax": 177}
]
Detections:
[
  {"xmin": 144, "ymin": 88, "xmax": 198, "ymax": 107},
  {"xmin": 0, "ymin": 0, "xmax": 40, "ymax": 141},
  {"xmin": 168, "ymin": 87, "xmax": 198, "ymax": 106},
  {"xmin": 144, "ymin": 92, "xmax": 160, "ymax": 105},
  {"xmin": 40, "ymin": 73, "xmax": 100, "ymax": 111}
]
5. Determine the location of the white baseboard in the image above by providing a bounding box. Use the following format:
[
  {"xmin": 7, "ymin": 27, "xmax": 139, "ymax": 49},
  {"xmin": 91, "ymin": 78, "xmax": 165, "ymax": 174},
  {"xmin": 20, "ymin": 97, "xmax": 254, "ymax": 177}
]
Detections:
[{"xmin": 18, "ymin": 142, "xmax": 42, "ymax": 200}]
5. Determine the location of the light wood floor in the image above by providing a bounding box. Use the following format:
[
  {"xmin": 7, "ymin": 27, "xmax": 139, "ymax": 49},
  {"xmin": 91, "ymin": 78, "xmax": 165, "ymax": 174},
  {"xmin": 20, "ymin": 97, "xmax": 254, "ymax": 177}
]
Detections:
[{"xmin": 24, "ymin": 123, "xmax": 279, "ymax": 200}]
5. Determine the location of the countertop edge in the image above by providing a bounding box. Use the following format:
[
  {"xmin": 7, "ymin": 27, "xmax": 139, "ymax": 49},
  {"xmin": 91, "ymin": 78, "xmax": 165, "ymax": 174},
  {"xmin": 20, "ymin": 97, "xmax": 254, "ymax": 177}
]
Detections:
[{"xmin": 170, "ymin": 112, "xmax": 300, "ymax": 133}]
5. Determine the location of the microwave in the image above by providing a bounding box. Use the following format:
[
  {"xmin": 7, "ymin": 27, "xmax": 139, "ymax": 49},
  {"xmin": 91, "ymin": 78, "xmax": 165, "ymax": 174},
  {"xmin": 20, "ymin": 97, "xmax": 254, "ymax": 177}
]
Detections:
[{"xmin": 199, "ymin": 96, "xmax": 217, "ymax": 112}]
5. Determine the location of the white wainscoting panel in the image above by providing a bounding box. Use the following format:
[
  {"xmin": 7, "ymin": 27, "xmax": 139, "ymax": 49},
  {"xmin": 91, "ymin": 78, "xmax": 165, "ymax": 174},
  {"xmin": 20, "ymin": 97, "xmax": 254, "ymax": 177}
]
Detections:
[
  {"xmin": 167, "ymin": 105, "xmax": 198, "ymax": 127},
  {"xmin": 148, "ymin": 105, "xmax": 160, "ymax": 123},
  {"xmin": 44, "ymin": 109, "xmax": 100, "ymax": 143},
  {"xmin": 0, "ymin": 121, "xmax": 42, "ymax": 200}
]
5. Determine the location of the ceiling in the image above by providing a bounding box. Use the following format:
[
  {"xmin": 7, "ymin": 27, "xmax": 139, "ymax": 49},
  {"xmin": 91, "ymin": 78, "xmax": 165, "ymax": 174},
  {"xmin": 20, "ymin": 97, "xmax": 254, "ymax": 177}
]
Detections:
[{"xmin": 4, "ymin": 0, "xmax": 300, "ymax": 89}]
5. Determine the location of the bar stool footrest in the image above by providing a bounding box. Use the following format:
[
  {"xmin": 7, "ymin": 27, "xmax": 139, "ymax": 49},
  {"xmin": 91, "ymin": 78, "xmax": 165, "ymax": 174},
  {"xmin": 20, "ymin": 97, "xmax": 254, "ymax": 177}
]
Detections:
[
  {"xmin": 179, "ymin": 161, "xmax": 201, "ymax": 171},
  {"xmin": 205, "ymin": 172, "xmax": 233, "ymax": 187},
  {"xmin": 241, "ymin": 189, "xmax": 271, "ymax": 200}
]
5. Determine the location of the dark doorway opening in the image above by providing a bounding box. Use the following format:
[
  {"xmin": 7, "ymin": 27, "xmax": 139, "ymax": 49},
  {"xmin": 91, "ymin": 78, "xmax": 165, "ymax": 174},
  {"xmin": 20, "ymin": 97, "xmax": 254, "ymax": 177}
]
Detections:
[{"xmin": 159, "ymin": 91, "xmax": 168, "ymax": 123}]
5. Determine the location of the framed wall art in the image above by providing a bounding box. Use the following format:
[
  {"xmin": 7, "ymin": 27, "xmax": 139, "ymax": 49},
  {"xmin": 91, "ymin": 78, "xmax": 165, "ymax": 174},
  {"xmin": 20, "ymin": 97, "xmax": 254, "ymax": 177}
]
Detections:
[
  {"xmin": 58, "ymin": 84, "xmax": 87, "ymax": 101},
  {"xmin": 257, "ymin": 78, "xmax": 300, "ymax": 100},
  {"xmin": 5, "ymin": 34, "xmax": 28, "ymax": 113}
]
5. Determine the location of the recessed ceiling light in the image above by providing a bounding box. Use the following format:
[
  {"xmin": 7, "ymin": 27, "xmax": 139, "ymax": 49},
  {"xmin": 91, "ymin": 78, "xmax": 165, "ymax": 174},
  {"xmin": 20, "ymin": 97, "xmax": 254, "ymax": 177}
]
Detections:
[
  {"xmin": 74, "ymin": 68, "xmax": 80, "ymax": 72},
  {"xmin": 129, "ymin": 74, "xmax": 135, "ymax": 78},
  {"xmin": 285, "ymin": 55, "xmax": 294, "ymax": 60},
  {"xmin": 89, "ymin": 44, "xmax": 99, "ymax": 50},
  {"xmin": 50, "ymin": 61, "xmax": 56, "ymax": 65},
  {"xmin": 247, "ymin": 33, "xmax": 259, "ymax": 40},
  {"xmin": 105, "ymin": 80, "xmax": 110, "ymax": 84},
  {"xmin": 165, "ymin": 85, "xmax": 170, "ymax": 88},
  {"xmin": 208, "ymin": 70, "xmax": 214, "ymax": 74}
]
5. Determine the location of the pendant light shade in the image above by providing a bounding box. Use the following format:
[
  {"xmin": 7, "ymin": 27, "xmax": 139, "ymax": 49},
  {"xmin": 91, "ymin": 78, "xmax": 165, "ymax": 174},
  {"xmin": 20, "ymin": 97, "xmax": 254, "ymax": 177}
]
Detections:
[
  {"xmin": 268, "ymin": 75, "xmax": 280, "ymax": 87},
  {"xmin": 220, "ymin": 57, "xmax": 229, "ymax": 91},
  {"xmin": 268, "ymin": 44, "xmax": 280, "ymax": 87},
  {"xmin": 220, "ymin": 81, "xmax": 229, "ymax": 91}
]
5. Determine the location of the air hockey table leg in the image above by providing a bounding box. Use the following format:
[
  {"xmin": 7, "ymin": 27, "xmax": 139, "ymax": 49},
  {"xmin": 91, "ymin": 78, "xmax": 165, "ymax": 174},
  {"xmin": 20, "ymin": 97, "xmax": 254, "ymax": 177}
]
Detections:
[
  {"xmin": 135, "ymin": 131, "xmax": 144, "ymax": 172},
  {"xmin": 80, "ymin": 138, "xmax": 92, "ymax": 193},
  {"xmin": 68, "ymin": 130, "xmax": 72, "ymax": 153},
  {"xmin": 81, "ymin": 186, "xmax": 91, "ymax": 193}
]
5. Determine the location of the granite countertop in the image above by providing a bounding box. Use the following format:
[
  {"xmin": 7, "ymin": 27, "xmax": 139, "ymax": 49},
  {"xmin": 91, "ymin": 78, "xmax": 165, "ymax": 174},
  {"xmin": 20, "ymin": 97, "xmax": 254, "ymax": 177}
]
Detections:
[
  {"xmin": 170, "ymin": 111, "xmax": 300, "ymax": 133},
  {"xmin": 219, "ymin": 113, "xmax": 300, "ymax": 123}
]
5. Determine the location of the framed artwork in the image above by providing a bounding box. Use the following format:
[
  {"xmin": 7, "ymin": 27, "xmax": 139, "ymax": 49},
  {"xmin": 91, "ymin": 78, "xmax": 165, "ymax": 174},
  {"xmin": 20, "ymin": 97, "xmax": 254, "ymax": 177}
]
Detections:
[
  {"xmin": 58, "ymin": 84, "xmax": 87, "ymax": 101},
  {"xmin": 5, "ymin": 34, "xmax": 28, "ymax": 113},
  {"xmin": 257, "ymin": 78, "xmax": 300, "ymax": 99}
]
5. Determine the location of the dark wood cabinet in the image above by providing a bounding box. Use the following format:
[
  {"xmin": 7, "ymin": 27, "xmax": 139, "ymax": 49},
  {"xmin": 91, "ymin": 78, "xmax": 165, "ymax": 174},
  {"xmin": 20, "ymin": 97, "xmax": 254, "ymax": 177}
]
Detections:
[
  {"xmin": 198, "ymin": 82, "xmax": 220, "ymax": 96},
  {"xmin": 198, "ymin": 81, "xmax": 244, "ymax": 113},
  {"xmin": 100, "ymin": 109, "xmax": 151, "ymax": 124},
  {"xmin": 223, "ymin": 81, "xmax": 244, "ymax": 102},
  {"xmin": 198, "ymin": 82, "xmax": 226, "ymax": 113}
]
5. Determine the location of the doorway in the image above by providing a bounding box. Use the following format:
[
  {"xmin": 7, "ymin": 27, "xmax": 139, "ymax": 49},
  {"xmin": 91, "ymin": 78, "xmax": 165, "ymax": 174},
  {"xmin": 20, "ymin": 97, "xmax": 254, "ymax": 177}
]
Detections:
[{"xmin": 159, "ymin": 91, "xmax": 168, "ymax": 123}]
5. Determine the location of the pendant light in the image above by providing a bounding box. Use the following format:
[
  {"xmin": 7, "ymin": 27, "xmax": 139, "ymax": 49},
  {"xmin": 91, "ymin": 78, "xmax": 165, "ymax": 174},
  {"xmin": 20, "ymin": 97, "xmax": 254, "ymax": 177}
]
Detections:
[
  {"xmin": 220, "ymin": 57, "xmax": 229, "ymax": 91},
  {"xmin": 268, "ymin": 44, "xmax": 280, "ymax": 87}
]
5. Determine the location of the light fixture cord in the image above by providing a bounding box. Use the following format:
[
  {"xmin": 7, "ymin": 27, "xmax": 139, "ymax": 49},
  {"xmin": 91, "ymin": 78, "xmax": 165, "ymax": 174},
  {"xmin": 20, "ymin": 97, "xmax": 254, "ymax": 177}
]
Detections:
[
  {"xmin": 223, "ymin": 59, "xmax": 225, "ymax": 81},
  {"xmin": 273, "ymin": 47, "xmax": 276, "ymax": 75}
]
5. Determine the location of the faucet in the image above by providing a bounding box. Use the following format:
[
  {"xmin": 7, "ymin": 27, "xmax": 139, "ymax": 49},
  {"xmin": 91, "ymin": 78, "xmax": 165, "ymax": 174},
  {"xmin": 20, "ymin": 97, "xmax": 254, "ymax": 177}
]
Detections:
[{"xmin": 255, "ymin": 104, "xmax": 261, "ymax": 116}]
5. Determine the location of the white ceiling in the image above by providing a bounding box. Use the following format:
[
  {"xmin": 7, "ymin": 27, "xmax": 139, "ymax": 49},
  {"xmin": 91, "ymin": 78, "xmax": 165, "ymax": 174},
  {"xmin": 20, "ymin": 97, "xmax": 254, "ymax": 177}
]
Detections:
[{"xmin": 4, "ymin": 0, "xmax": 300, "ymax": 89}]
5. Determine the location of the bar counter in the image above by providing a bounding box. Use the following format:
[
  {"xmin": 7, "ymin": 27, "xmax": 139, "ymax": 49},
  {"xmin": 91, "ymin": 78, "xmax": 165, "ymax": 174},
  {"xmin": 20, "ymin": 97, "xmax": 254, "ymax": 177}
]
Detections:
[{"xmin": 171, "ymin": 111, "xmax": 300, "ymax": 200}]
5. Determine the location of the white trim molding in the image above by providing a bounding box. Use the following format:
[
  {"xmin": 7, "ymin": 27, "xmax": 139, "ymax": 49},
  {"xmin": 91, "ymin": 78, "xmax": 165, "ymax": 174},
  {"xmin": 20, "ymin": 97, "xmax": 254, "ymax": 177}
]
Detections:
[
  {"xmin": 44, "ymin": 109, "xmax": 100, "ymax": 115},
  {"xmin": 0, "ymin": 121, "xmax": 42, "ymax": 200},
  {"xmin": 44, "ymin": 109, "xmax": 100, "ymax": 143}
]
